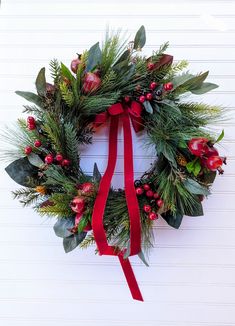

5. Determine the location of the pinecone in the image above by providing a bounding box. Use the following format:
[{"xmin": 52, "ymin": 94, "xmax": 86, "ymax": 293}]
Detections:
[{"xmin": 176, "ymin": 153, "xmax": 187, "ymax": 167}]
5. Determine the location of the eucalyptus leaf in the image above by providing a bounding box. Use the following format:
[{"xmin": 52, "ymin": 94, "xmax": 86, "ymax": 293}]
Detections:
[
  {"xmin": 134, "ymin": 25, "xmax": 146, "ymax": 50},
  {"xmin": 162, "ymin": 211, "xmax": 183, "ymax": 229},
  {"xmin": 15, "ymin": 91, "xmax": 43, "ymax": 107},
  {"xmin": 93, "ymin": 163, "xmax": 101, "ymax": 182},
  {"xmin": 190, "ymin": 82, "xmax": 218, "ymax": 94},
  {"xmin": 53, "ymin": 218, "xmax": 74, "ymax": 238},
  {"xmin": 5, "ymin": 157, "xmax": 38, "ymax": 187},
  {"xmin": 123, "ymin": 241, "xmax": 131, "ymax": 259},
  {"xmin": 138, "ymin": 251, "xmax": 149, "ymax": 267},
  {"xmin": 143, "ymin": 101, "xmax": 153, "ymax": 114},
  {"xmin": 86, "ymin": 42, "xmax": 102, "ymax": 71},
  {"xmin": 185, "ymin": 201, "xmax": 203, "ymax": 217},
  {"xmin": 27, "ymin": 153, "xmax": 44, "ymax": 168},
  {"xmin": 183, "ymin": 178, "xmax": 210, "ymax": 196},
  {"xmin": 63, "ymin": 232, "xmax": 87, "ymax": 253},
  {"xmin": 35, "ymin": 67, "xmax": 46, "ymax": 96}
]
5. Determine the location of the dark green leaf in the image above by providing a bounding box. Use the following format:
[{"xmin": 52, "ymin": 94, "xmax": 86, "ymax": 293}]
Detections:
[
  {"xmin": 174, "ymin": 71, "xmax": 209, "ymax": 92},
  {"xmin": 162, "ymin": 211, "xmax": 183, "ymax": 229},
  {"xmin": 134, "ymin": 25, "xmax": 146, "ymax": 50},
  {"xmin": 201, "ymin": 171, "xmax": 217, "ymax": 184},
  {"xmin": 27, "ymin": 153, "xmax": 44, "ymax": 168},
  {"xmin": 86, "ymin": 42, "xmax": 102, "ymax": 72},
  {"xmin": 93, "ymin": 163, "xmax": 101, "ymax": 182},
  {"xmin": 15, "ymin": 91, "xmax": 43, "ymax": 107},
  {"xmin": 190, "ymin": 82, "xmax": 218, "ymax": 94},
  {"xmin": 143, "ymin": 101, "xmax": 153, "ymax": 114},
  {"xmin": 185, "ymin": 200, "xmax": 203, "ymax": 216},
  {"xmin": 35, "ymin": 67, "xmax": 46, "ymax": 96},
  {"xmin": 138, "ymin": 251, "xmax": 149, "ymax": 266},
  {"xmin": 113, "ymin": 50, "xmax": 130, "ymax": 66},
  {"xmin": 53, "ymin": 218, "xmax": 74, "ymax": 238},
  {"xmin": 63, "ymin": 232, "xmax": 87, "ymax": 253},
  {"xmin": 183, "ymin": 178, "xmax": 210, "ymax": 196},
  {"xmin": 5, "ymin": 157, "xmax": 38, "ymax": 187},
  {"xmin": 215, "ymin": 129, "xmax": 224, "ymax": 143}
]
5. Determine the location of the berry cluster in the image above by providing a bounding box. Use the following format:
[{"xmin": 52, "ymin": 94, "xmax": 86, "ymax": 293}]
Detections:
[
  {"xmin": 24, "ymin": 116, "xmax": 71, "ymax": 167},
  {"xmin": 134, "ymin": 180, "xmax": 164, "ymax": 220},
  {"xmin": 188, "ymin": 138, "xmax": 226, "ymax": 174},
  {"xmin": 137, "ymin": 81, "xmax": 173, "ymax": 104}
]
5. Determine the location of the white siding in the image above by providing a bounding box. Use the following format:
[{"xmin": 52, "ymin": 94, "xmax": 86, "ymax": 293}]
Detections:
[{"xmin": 0, "ymin": 0, "xmax": 235, "ymax": 325}]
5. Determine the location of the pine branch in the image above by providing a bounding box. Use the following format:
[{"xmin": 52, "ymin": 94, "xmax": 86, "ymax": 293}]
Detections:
[
  {"xmin": 64, "ymin": 122, "xmax": 79, "ymax": 169},
  {"xmin": 12, "ymin": 187, "xmax": 40, "ymax": 207},
  {"xmin": 49, "ymin": 58, "xmax": 61, "ymax": 83},
  {"xmin": 59, "ymin": 82, "xmax": 74, "ymax": 107}
]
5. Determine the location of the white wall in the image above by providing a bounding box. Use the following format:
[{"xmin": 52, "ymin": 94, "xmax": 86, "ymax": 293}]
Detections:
[{"xmin": 0, "ymin": 0, "xmax": 235, "ymax": 325}]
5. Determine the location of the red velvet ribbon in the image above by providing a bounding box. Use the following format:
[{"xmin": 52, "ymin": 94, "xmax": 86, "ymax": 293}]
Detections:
[{"xmin": 92, "ymin": 102, "xmax": 144, "ymax": 301}]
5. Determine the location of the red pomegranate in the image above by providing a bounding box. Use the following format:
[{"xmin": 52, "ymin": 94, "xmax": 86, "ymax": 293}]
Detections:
[{"xmin": 82, "ymin": 72, "xmax": 101, "ymax": 94}]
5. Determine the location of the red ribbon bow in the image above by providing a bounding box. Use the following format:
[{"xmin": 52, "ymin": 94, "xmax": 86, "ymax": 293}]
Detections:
[{"xmin": 92, "ymin": 101, "xmax": 144, "ymax": 301}]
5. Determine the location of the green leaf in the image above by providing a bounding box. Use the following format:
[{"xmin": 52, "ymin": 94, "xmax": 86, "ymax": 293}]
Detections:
[
  {"xmin": 162, "ymin": 210, "xmax": 183, "ymax": 229},
  {"xmin": 123, "ymin": 241, "xmax": 131, "ymax": 259},
  {"xmin": 61, "ymin": 63, "xmax": 76, "ymax": 82},
  {"xmin": 134, "ymin": 25, "xmax": 146, "ymax": 50},
  {"xmin": 173, "ymin": 71, "xmax": 209, "ymax": 92},
  {"xmin": 190, "ymin": 82, "xmax": 218, "ymax": 94},
  {"xmin": 35, "ymin": 67, "xmax": 46, "ymax": 96},
  {"xmin": 15, "ymin": 91, "xmax": 43, "ymax": 107},
  {"xmin": 138, "ymin": 251, "xmax": 149, "ymax": 267},
  {"xmin": 63, "ymin": 232, "xmax": 87, "ymax": 253},
  {"xmin": 5, "ymin": 157, "xmax": 38, "ymax": 187},
  {"xmin": 201, "ymin": 171, "xmax": 217, "ymax": 185},
  {"xmin": 183, "ymin": 178, "xmax": 210, "ymax": 196},
  {"xmin": 143, "ymin": 101, "xmax": 153, "ymax": 114},
  {"xmin": 215, "ymin": 129, "xmax": 224, "ymax": 143},
  {"xmin": 53, "ymin": 218, "xmax": 74, "ymax": 238},
  {"xmin": 193, "ymin": 160, "xmax": 202, "ymax": 177},
  {"xmin": 86, "ymin": 42, "xmax": 102, "ymax": 72},
  {"xmin": 93, "ymin": 163, "xmax": 101, "ymax": 182},
  {"xmin": 178, "ymin": 140, "xmax": 188, "ymax": 149},
  {"xmin": 27, "ymin": 153, "xmax": 44, "ymax": 168}
]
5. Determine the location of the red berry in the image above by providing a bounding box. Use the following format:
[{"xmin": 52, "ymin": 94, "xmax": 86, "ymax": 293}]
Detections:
[
  {"xmin": 146, "ymin": 93, "xmax": 153, "ymax": 101},
  {"xmin": 188, "ymin": 138, "xmax": 209, "ymax": 157},
  {"xmin": 28, "ymin": 123, "xmax": 36, "ymax": 130},
  {"xmin": 81, "ymin": 182, "xmax": 94, "ymax": 194},
  {"xmin": 55, "ymin": 153, "xmax": 63, "ymax": 162},
  {"xmin": 204, "ymin": 146, "xmax": 219, "ymax": 157},
  {"xmin": 27, "ymin": 116, "xmax": 35, "ymax": 124},
  {"xmin": 156, "ymin": 199, "xmax": 164, "ymax": 207},
  {"xmin": 34, "ymin": 139, "xmax": 41, "ymax": 147},
  {"xmin": 139, "ymin": 95, "xmax": 146, "ymax": 103},
  {"xmin": 147, "ymin": 62, "xmax": 155, "ymax": 70},
  {"xmin": 83, "ymin": 72, "xmax": 101, "ymax": 94},
  {"xmin": 143, "ymin": 204, "xmax": 152, "ymax": 213},
  {"xmin": 61, "ymin": 159, "xmax": 70, "ymax": 166},
  {"xmin": 146, "ymin": 190, "xmax": 154, "ymax": 197},
  {"xmin": 143, "ymin": 184, "xmax": 150, "ymax": 191},
  {"xmin": 206, "ymin": 156, "xmax": 223, "ymax": 171},
  {"xmin": 153, "ymin": 192, "xmax": 160, "ymax": 199},
  {"xmin": 150, "ymin": 82, "xmax": 157, "ymax": 90},
  {"xmin": 163, "ymin": 82, "xmax": 173, "ymax": 91},
  {"xmin": 136, "ymin": 187, "xmax": 144, "ymax": 195},
  {"xmin": 148, "ymin": 212, "xmax": 158, "ymax": 220},
  {"xmin": 70, "ymin": 58, "xmax": 82, "ymax": 74},
  {"xmin": 124, "ymin": 96, "xmax": 130, "ymax": 103},
  {"xmin": 44, "ymin": 154, "xmax": 54, "ymax": 164},
  {"xmin": 24, "ymin": 146, "xmax": 32, "ymax": 155}
]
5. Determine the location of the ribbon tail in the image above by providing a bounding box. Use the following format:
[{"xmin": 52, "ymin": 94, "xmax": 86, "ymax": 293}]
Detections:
[
  {"xmin": 122, "ymin": 110, "xmax": 141, "ymax": 256},
  {"xmin": 118, "ymin": 255, "xmax": 143, "ymax": 301},
  {"xmin": 92, "ymin": 115, "xmax": 119, "ymax": 254}
]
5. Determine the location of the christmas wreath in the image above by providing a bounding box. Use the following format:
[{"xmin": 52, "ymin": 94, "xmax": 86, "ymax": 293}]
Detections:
[{"xmin": 2, "ymin": 26, "xmax": 226, "ymax": 301}]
